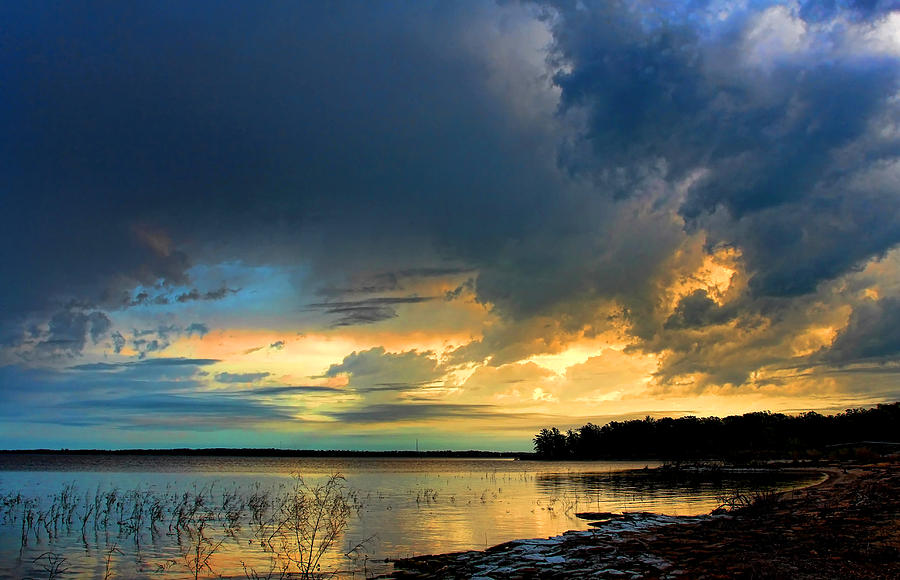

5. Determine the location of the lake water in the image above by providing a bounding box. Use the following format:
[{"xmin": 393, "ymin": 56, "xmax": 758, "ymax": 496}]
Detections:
[{"xmin": 0, "ymin": 454, "xmax": 822, "ymax": 579}]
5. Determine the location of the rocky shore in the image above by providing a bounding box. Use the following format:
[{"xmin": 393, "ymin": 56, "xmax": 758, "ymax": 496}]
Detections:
[{"xmin": 386, "ymin": 462, "xmax": 899, "ymax": 579}]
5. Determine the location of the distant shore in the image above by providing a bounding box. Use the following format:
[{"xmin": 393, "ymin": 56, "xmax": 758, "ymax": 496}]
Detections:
[
  {"xmin": 388, "ymin": 461, "xmax": 899, "ymax": 579},
  {"xmin": 0, "ymin": 448, "xmax": 531, "ymax": 459}
]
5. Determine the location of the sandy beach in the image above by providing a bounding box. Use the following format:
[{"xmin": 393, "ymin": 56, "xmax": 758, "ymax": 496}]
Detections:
[{"xmin": 388, "ymin": 462, "xmax": 899, "ymax": 579}]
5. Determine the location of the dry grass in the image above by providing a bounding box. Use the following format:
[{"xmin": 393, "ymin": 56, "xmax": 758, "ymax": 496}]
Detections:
[{"xmin": 2, "ymin": 472, "xmax": 362, "ymax": 579}]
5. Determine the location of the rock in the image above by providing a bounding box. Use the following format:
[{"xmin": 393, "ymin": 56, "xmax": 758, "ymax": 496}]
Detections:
[{"xmin": 575, "ymin": 512, "xmax": 618, "ymax": 520}]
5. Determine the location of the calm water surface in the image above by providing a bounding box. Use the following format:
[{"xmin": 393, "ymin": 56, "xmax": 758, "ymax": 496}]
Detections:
[{"xmin": 0, "ymin": 455, "xmax": 821, "ymax": 578}]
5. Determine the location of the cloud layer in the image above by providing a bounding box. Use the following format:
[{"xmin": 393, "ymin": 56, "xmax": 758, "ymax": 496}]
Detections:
[{"xmin": 2, "ymin": 1, "xmax": 899, "ymax": 447}]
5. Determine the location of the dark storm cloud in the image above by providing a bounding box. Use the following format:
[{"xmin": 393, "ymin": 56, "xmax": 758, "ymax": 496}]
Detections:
[
  {"xmin": 664, "ymin": 290, "xmax": 736, "ymax": 330},
  {"xmin": 444, "ymin": 278, "xmax": 475, "ymax": 301},
  {"xmin": 0, "ymin": 0, "xmax": 560, "ymax": 338},
  {"xmin": 7, "ymin": 308, "xmax": 112, "ymax": 359},
  {"xmin": 433, "ymin": 0, "xmax": 900, "ymax": 385},
  {"xmin": 3, "ymin": 0, "xmax": 900, "ymax": 399},
  {"xmin": 46, "ymin": 309, "xmax": 110, "ymax": 349},
  {"xmin": 825, "ymin": 297, "xmax": 900, "ymax": 364},
  {"xmin": 308, "ymin": 297, "xmax": 437, "ymax": 327},
  {"xmin": 546, "ymin": 0, "xmax": 900, "ymax": 299}
]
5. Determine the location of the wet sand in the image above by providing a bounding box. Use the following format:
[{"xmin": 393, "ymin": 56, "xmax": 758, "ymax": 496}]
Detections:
[{"xmin": 387, "ymin": 462, "xmax": 899, "ymax": 579}]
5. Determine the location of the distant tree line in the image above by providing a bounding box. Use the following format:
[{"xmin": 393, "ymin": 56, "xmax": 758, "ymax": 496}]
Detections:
[
  {"xmin": 0, "ymin": 448, "xmax": 522, "ymax": 458},
  {"xmin": 533, "ymin": 402, "xmax": 900, "ymax": 461}
]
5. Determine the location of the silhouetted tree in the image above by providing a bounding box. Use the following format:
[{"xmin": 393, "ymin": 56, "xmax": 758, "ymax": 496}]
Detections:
[
  {"xmin": 532, "ymin": 402, "xmax": 900, "ymax": 461},
  {"xmin": 533, "ymin": 427, "xmax": 569, "ymax": 459}
]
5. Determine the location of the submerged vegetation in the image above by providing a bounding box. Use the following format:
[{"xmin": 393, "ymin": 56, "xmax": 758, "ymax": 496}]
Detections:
[
  {"xmin": 1, "ymin": 473, "xmax": 362, "ymax": 579},
  {"xmin": 533, "ymin": 402, "xmax": 900, "ymax": 461}
]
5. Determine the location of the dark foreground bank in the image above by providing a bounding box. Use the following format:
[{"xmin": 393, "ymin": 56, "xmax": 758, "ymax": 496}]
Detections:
[{"xmin": 387, "ymin": 462, "xmax": 899, "ymax": 579}]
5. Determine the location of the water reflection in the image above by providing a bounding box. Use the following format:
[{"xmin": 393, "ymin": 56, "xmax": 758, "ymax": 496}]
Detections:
[
  {"xmin": 535, "ymin": 469, "xmax": 824, "ymax": 516},
  {"xmin": 0, "ymin": 456, "xmax": 820, "ymax": 579}
]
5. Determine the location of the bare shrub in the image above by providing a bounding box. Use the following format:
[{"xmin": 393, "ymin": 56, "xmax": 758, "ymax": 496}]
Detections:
[
  {"xmin": 270, "ymin": 473, "xmax": 352, "ymax": 579},
  {"xmin": 716, "ymin": 488, "xmax": 780, "ymax": 514}
]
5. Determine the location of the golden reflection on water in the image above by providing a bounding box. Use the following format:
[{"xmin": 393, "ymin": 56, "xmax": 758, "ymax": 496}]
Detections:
[{"xmin": 0, "ymin": 457, "xmax": 821, "ymax": 579}]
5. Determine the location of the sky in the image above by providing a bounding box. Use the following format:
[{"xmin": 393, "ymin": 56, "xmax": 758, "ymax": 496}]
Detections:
[{"xmin": 2, "ymin": 0, "xmax": 900, "ymax": 450}]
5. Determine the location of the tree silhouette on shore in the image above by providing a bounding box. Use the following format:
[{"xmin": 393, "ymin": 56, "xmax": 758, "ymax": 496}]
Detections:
[{"xmin": 534, "ymin": 403, "xmax": 900, "ymax": 461}]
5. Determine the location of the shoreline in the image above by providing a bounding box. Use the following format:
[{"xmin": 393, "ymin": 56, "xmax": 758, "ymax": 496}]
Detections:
[
  {"xmin": 0, "ymin": 448, "xmax": 529, "ymax": 459},
  {"xmin": 386, "ymin": 462, "xmax": 899, "ymax": 579}
]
